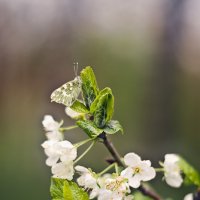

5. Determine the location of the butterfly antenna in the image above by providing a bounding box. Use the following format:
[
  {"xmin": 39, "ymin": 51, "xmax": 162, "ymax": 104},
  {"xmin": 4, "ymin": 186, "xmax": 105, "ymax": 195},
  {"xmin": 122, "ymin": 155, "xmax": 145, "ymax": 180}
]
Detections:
[{"xmin": 73, "ymin": 61, "xmax": 79, "ymax": 77}]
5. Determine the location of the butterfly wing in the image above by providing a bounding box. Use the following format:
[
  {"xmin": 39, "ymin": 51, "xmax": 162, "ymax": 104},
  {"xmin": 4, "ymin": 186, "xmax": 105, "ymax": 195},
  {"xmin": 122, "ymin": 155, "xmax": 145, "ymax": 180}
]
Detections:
[{"xmin": 50, "ymin": 76, "xmax": 81, "ymax": 107}]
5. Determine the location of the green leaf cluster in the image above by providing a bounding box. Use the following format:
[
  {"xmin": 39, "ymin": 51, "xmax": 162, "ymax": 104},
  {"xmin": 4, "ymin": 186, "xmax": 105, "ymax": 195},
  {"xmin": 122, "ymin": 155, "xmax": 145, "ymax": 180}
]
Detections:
[
  {"xmin": 50, "ymin": 178, "xmax": 89, "ymax": 200},
  {"xmin": 178, "ymin": 156, "xmax": 200, "ymax": 187},
  {"xmin": 73, "ymin": 66, "xmax": 123, "ymax": 138}
]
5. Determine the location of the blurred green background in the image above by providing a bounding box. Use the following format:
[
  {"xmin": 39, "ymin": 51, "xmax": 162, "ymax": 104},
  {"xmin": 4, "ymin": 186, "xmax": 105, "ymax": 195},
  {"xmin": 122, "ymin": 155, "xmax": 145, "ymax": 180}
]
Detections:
[{"xmin": 0, "ymin": 0, "xmax": 200, "ymax": 199}]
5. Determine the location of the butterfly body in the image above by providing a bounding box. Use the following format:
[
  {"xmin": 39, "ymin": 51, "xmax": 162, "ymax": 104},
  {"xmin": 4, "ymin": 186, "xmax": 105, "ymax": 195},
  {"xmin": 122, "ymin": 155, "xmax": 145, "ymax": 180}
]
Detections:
[{"xmin": 51, "ymin": 76, "xmax": 82, "ymax": 107}]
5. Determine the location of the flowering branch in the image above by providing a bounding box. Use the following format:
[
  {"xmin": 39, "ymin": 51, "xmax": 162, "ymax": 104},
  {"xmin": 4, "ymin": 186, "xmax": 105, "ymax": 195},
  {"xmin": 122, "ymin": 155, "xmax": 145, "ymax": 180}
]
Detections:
[
  {"xmin": 100, "ymin": 133, "xmax": 162, "ymax": 200},
  {"xmin": 41, "ymin": 66, "xmax": 200, "ymax": 200}
]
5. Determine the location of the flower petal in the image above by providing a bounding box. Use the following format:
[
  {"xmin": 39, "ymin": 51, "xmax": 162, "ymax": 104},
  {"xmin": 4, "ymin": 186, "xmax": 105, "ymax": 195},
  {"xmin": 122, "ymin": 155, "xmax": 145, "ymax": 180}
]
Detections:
[
  {"xmin": 60, "ymin": 148, "xmax": 77, "ymax": 162},
  {"xmin": 184, "ymin": 193, "xmax": 193, "ymax": 200},
  {"xmin": 98, "ymin": 189, "xmax": 112, "ymax": 200},
  {"xmin": 165, "ymin": 173, "xmax": 183, "ymax": 188},
  {"xmin": 52, "ymin": 161, "xmax": 74, "ymax": 180},
  {"xmin": 46, "ymin": 156, "xmax": 59, "ymax": 166},
  {"xmin": 124, "ymin": 152, "xmax": 141, "ymax": 167},
  {"xmin": 59, "ymin": 141, "xmax": 77, "ymax": 162},
  {"xmin": 121, "ymin": 167, "xmax": 133, "ymax": 179},
  {"xmin": 46, "ymin": 131, "xmax": 63, "ymax": 141},
  {"xmin": 89, "ymin": 187, "xmax": 99, "ymax": 199},
  {"xmin": 128, "ymin": 174, "xmax": 142, "ymax": 188},
  {"xmin": 42, "ymin": 115, "xmax": 60, "ymax": 132},
  {"xmin": 75, "ymin": 165, "xmax": 89, "ymax": 173},
  {"xmin": 164, "ymin": 154, "xmax": 179, "ymax": 164},
  {"xmin": 65, "ymin": 107, "xmax": 82, "ymax": 119},
  {"xmin": 140, "ymin": 166, "xmax": 156, "ymax": 181}
]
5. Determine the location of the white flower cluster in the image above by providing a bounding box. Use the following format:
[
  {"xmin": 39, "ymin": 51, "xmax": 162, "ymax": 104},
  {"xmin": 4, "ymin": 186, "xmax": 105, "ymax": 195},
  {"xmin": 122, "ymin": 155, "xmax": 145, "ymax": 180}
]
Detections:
[
  {"xmin": 41, "ymin": 115, "xmax": 77, "ymax": 180},
  {"xmin": 41, "ymin": 115, "xmax": 193, "ymax": 199},
  {"xmin": 75, "ymin": 152, "xmax": 156, "ymax": 200},
  {"xmin": 41, "ymin": 118, "xmax": 156, "ymax": 200}
]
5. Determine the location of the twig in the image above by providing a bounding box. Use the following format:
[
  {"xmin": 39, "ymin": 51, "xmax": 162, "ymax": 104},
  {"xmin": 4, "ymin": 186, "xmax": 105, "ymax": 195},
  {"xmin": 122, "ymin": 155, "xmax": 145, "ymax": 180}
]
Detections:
[
  {"xmin": 138, "ymin": 186, "xmax": 162, "ymax": 200},
  {"xmin": 100, "ymin": 133, "xmax": 124, "ymax": 167}
]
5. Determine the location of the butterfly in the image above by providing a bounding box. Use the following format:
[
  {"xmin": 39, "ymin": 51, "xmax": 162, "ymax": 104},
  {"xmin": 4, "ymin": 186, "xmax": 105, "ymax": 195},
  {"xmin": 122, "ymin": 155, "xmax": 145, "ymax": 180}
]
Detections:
[{"xmin": 50, "ymin": 63, "xmax": 82, "ymax": 107}]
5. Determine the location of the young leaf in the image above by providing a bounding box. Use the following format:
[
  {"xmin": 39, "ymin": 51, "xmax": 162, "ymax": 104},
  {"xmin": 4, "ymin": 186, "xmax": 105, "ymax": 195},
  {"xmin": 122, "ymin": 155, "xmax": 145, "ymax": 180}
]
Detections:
[
  {"xmin": 76, "ymin": 120, "xmax": 103, "ymax": 138},
  {"xmin": 50, "ymin": 178, "xmax": 66, "ymax": 200},
  {"xmin": 90, "ymin": 87, "xmax": 112, "ymax": 114},
  {"xmin": 70, "ymin": 100, "xmax": 89, "ymax": 113},
  {"xmin": 91, "ymin": 87, "xmax": 114, "ymax": 128},
  {"xmin": 178, "ymin": 157, "xmax": 200, "ymax": 187},
  {"xmin": 80, "ymin": 66, "xmax": 99, "ymax": 108},
  {"xmin": 64, "ymin": 181, "xmax": 89, "ymax": 200},
  {"xmin": 103, "ymin": 120, "xmax": 123, "ymax": 134},
  {"xmin": 50, "ymin": 178, "xmax": 89, "ymax": 200}
]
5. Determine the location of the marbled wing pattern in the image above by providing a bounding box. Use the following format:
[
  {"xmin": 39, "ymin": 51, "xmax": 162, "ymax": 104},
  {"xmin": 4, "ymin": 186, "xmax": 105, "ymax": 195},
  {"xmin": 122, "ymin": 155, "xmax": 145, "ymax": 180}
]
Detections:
[{"xmin": 51, "ymin": 76, "xmax": 82, "ymax": 107}]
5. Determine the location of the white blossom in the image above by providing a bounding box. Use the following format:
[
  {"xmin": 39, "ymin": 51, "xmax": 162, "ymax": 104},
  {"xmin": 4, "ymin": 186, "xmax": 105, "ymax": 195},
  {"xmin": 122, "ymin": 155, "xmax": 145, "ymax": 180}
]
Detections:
[
  {"xmin": 121, "ymin": 152, "xmax": 156, "ymax": 188},
  {"xmin": 58, "ymin": 141, "xmax": 77, "ymax": 162},
  {"xmin": 97, "ymin": 174, "xmax": 112, "ymax": 188},
  {"xmin": 42, "ymin": 115, "xmax": 60, "ymax": 132},
  {"xmin": 97, "ymin": 175, "xmax": 131, "ymax": 200},
  {"xmin": 52, "ymin": 161, "xmax": 74, "ymax": 180},
  {"xmin": 65, "ymin": 107, "xmax": 84, "ymax": 119},
  {"xmin": 75, "ymin": 165, "xmax": 99, "ymax": 199},
  {"xmin": 184, "ymin": 193, "xmax": 193, "ymax": 200},
  {"xmin": 41, "ymin": 140, "xmax": 77, "ymax": 167},
  {"xmin": 163, "ymin": 154, "xmax": 183, "ymax": 188},
  {"xmin": 42, "ymin": 115, "xmax": 63, "ymax": 141},
  {"xmin": 41, "ymin": 140, "xmax": 60, "ymax": 166}
]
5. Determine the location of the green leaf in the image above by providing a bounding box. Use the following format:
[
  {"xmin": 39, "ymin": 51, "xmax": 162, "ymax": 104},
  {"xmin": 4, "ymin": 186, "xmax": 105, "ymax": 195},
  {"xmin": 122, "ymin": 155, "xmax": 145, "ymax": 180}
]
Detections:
[
  {"xmin": 70, "ymin": 100, "xmax": 89, "ymax": 113},
  {"xmin": 50, "ymin": 178, "xmax": 89, "ymax": 200},
  {"xmin": 76, "ymin": 120, "xmax": 103, "ymax": 138},
  {"xmin": 103, "ymin": 120, "xmax": 123, "ymax": 134},
  {"xmin": 91, "ymin": 87, "xmax": 114, "ymax": 128},
  {"xmin": 50, "ymin": 178, "xmax": 66, "ymax": 200},
  {"xmin": 178, "ymin": 156, "xmax": 200, "ymax": 186},
  {"xmin": 80, "ymin": 66, "xmax": 99, "ymax": 108},
  {"xmin": 64, "ymin": 181, "xmax": 89, "ymax": 200},
  {"xmin": 90, "ymin": 87, "xmax": 112, "ymax": 114}
]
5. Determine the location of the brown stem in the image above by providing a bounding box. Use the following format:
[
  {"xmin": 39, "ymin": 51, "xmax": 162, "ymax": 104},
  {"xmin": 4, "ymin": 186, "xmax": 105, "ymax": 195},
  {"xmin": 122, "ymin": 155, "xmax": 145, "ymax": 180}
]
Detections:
[
  {"xmin": 138, "ymin": 186, "xmax": 161, "ymax": 200},
  {"xmin": 99, "ymin": 133, "xmax": 162, "ymax": 200},
  {"xmin": 101, "ymin": 133, "xmax": 125, "ymax": 167}
]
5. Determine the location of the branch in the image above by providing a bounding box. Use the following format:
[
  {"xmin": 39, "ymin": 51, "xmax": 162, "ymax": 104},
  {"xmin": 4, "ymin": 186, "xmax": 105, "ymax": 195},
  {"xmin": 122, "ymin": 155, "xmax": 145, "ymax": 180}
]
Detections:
[
  {"xmin": 138, "ymin": 186, "xmax": 162, "ymax": 200},
  {"xmin": 100, "ymin": 133, "xmax": 124, "ymax": 167},
  {"xmin": 99, "ymin": 133, "xmax": 162, "ymax": 200}
]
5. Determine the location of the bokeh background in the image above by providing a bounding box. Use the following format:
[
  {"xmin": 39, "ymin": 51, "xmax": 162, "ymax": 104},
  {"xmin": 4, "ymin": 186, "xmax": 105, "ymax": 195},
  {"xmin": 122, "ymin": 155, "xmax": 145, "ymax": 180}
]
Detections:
[{"xmin": 0, "ymin": 0, "xmax": 200, "ymax": 199}]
